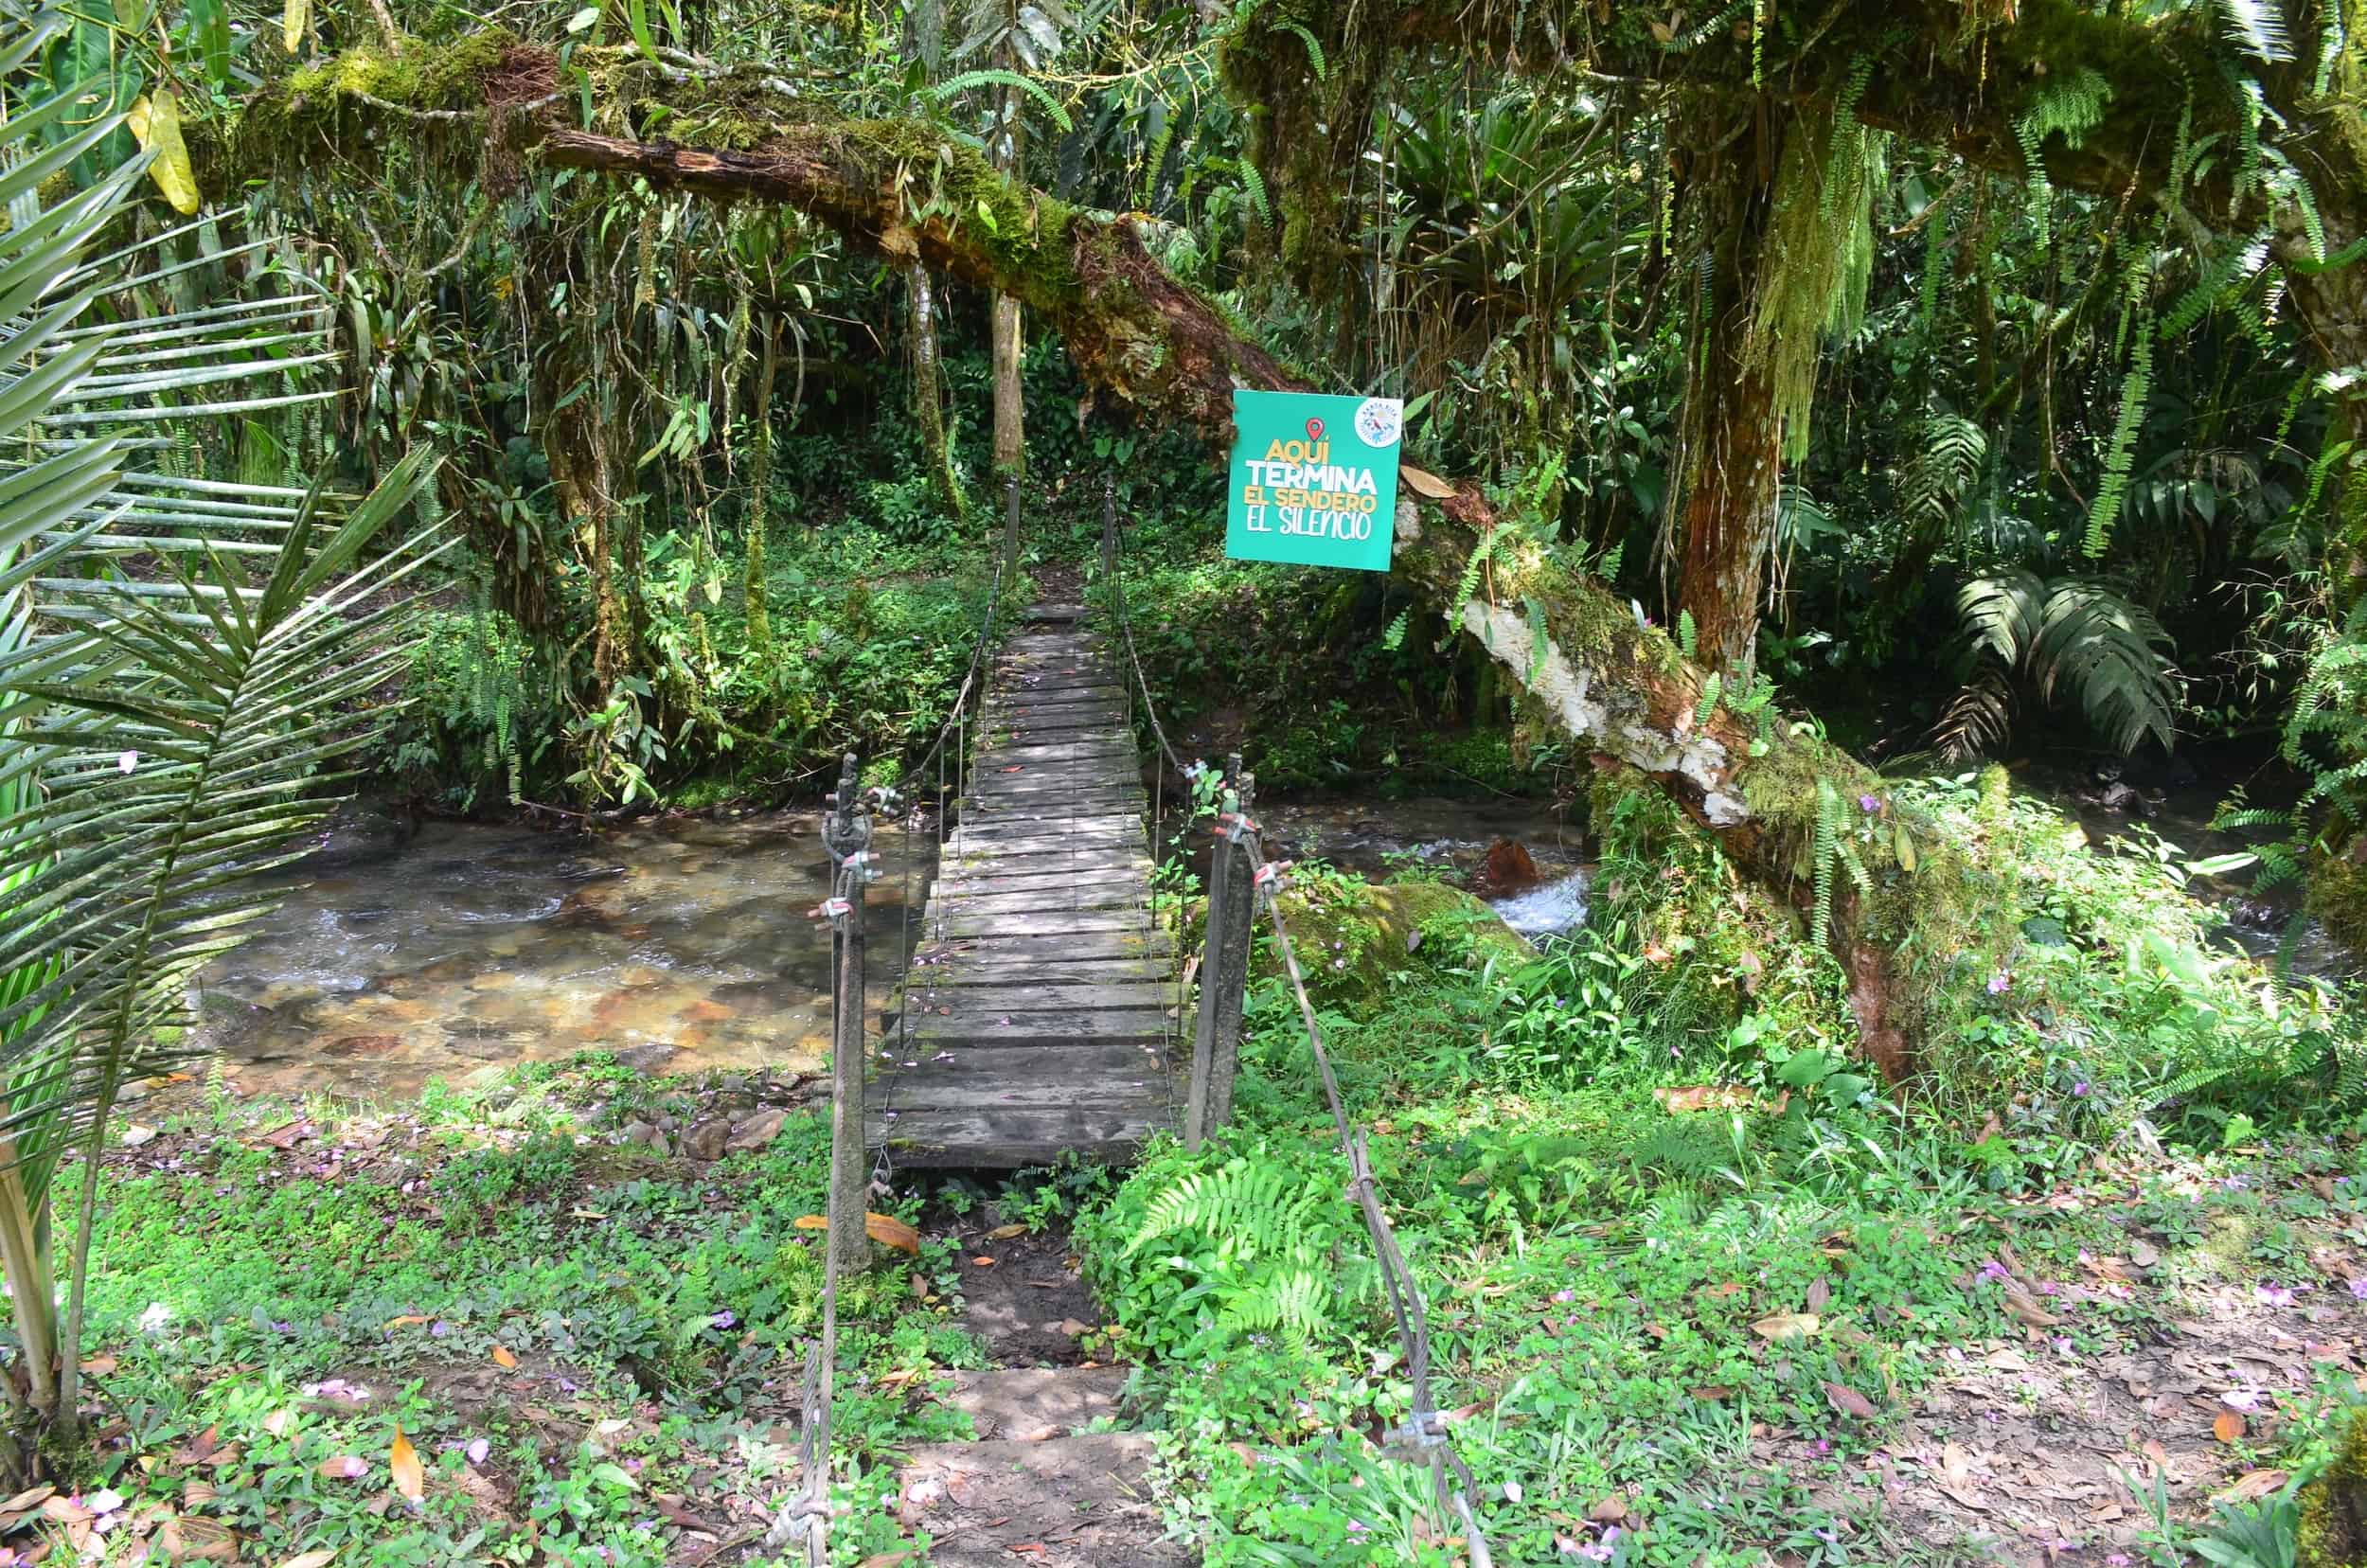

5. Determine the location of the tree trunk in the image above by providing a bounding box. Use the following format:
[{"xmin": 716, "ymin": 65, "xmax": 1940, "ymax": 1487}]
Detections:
[
  {"xmin": 908, "ymin": 262, "xmax": 965, "ymax": 516},
  {"xmin": 743, "ymin": 319, "xmax": 778, "ymax": 648},
  {"xmin": 991, "ymin": 293, "xmax": 1023, "ymax": 473},
  {"xmin": 1670, "ymin": 112, "xmax": 1784, "ymax": 681},
  {"xmin": 990, "ymin": 80, "xmax": 1026, "ymax": 474}
]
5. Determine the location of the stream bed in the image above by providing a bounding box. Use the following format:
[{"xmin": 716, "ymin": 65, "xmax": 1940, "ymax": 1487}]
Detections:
[
  {"xmin": 187, "ymin": 811, "xmax": 930, "ymax": 1100},
  {"xmin": 187, "ymin": 794, "xmax": 1586, "ymax": 1101}
]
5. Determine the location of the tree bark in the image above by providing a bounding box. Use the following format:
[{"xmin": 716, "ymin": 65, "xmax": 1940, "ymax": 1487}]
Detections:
[
  {"xmin": 908, "ymin": 262, "xmax": 966, "ymax": 516},
  {"xmin": 1668, "ymin": 110, "xmax": 1785, "ymax": 678}
]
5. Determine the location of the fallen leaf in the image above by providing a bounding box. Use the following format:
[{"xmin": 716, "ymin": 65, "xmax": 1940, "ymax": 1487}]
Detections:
[
  {"xmin": 390, "ymin": 1429, "xmax": 424, "ymax": 1502},
  {"xmin": 384, "ymin": 1314, "xmax": 429, "ymax": 1330},
  {"xmin": 2215, "ymin": 1470, "xmax": 2288, "ymax": 1504},
  {"xmin": 78, "ymin": 1356, "xmax": 116, "ymax": 1377},
  {"xmin": 319, "ymin": 1454, "xmax": 367, "ymax": 1481},
  {"xmin": 276, "ymin": 1552, "xmax": 338, "ymax": 1568},
  {"xmin": 1399, "ymin": 464, "xmax": 1456, "ymax": 500},
  {"xmin": 490, "ymin": 1346, "xmax": 518, "ymax": 1369},
  {"xmin": 163, "ymin": 1517, "xmax": 238, "ymax": 1562},
  {"xmin": 1648, "ymin": 18, "xmax": 1674, "ymax": 43},
  {"xmin": 1006, "ymin": 1548, "xmax": 1047, "ymax": 1558},
  {"xmin": 255, "ymin": 1120, "xmax": 307, "ymax": 1150},
  {"xmin": 1653, "ymin": 1084, "xmax": 1753, "ymax": 1113},
  {"xmin": 987, "ymin": 1223, "xmax": 1028, "ymax": 1240},
  {"xmin": 971, "ymin": 1256, "xmax": 997, "ymax": 1268},
  {"xmin": 856, "ymin": 1555, "xmax": 914, "ymax": 1568},
  {"xmin": 118, "ymin": 1125, "xmax": 156, "ymax": 1148},
  {"xmin": 1750, "ymin": 1312, "xmax": 1821, "ymax": 1343},
  {"xmin": 2216, "ymin": 1411, "xmax": 2247, "ymax": 1444},
  {"xmin": 1587, "ymin": 1494, "xmax": 1628, "ymax": 1523},
  {"xmin": 1822, "ymin": 1380, "xmax": 1878, "ymax": 1419},
  {"xmin": 866, "ymin": 1214, "xmax": 921, "ymax": 1256},
  {"xmin": 0, "ymin": 1486, "xmax": 53, "ymax": 1515},
  {"xmin": 1805, "ymin": 1276, "xmax": 1831, "ymax": 1310},
  {"xmin": 173, "ymin": 1426, "xmax": 221, "ymax": 1466},
  {"xmin": 2001, "ymin": 1286, "xmax": 2062, "ymax": 1329},
  {"xmin": 40, "ymin": 1496, "xmax": 92, "ymax": 1523},
  {"xmin": 2127, "ymin": 1238, "xmax": 2162, "ymax": 1269},
  {"xmin": 793, "ymin": 1215, "xmax": 828, "ymax": 1230},
  {"xmin": 1688, "ymin": 1385, "xmax": 1733, "ymax": 1401},
  {"xmin": 262, "ymin": 1410, "xmax": 295, "ymax": 1437},
  {"xmin": 1055, "ymin": 1319, "xmax": 1092, "ymax": 1338}
]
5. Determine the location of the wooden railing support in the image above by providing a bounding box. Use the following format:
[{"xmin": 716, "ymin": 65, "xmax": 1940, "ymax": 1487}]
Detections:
[
  {"xmin": 1186, "ymin": 754, "xmax": 1255, "ymax": 1149},
  {"xmin": 1001, "ymin": 473, "xmax": 1022, "ymax": 582},
  {"xmin": 1099, "ymin": 477, "xmax": 1118, "ymax": 587},
  {"xmin": 822, "ymin": 753, "xmax": 869, "ymax": 1275}
]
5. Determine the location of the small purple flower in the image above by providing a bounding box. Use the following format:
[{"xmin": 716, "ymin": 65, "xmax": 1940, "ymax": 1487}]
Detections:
[
  {"xmin": 1978, "ymin": 1259, "xmax": 2011, "ymax": 1281},
  {"xmin": 1859, "ymin": 794, "xmax": 1880, "ymax": 813},
  {"xmin": 2257, "ymin": 1283, "xmax": 2300, "ymax": 1307},
  {"xmin": 465, "ymin": 1437, "xmax": 490, "ymax": 1465},
  {"xmin": 710, "ymin": 1310, "xmax": 738, "ymax": 1329},
  {"xmin": 430, "ymin": 1320, "xmax": 452, "ymax": 1338},
  {"xmin": 2072, "ymin": 1080, "xmax": 2091, "ymax": 1097},
  {"xmin": 1552, "ymin": 1290, "xmax": 1575, "ymax": 1303},
  {"xmin": 2224, "ymin": 1389, "xmax": 2263, "ymax": 1412},
  {"xmin": 1986, "ymin": 972, "xmax": 2011, "ymax": 995},
  {"xmin": 2347, "ymin": 1276, "xmax": 2367, "ymax": 1301}
]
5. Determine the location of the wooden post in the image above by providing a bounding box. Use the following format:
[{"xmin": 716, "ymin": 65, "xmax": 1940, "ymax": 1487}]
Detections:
[
  {"xmin": 1206, "ymin": 765, "xmax": 1255, "ymax": 1133},
  {"xmin": 1186, "ymin": 753, "xmax": 1255, "ymax": 1149},
  {"xmin": 825, "ymin": 753, "xmax": 868, "ymax": 1276},
  {"xmin": 1001, "ymin": 472, "xmax": 1022, "ymax": 582},
  {"xmin": 1099, "ymin": 478, "xmax": 1118, "ymax": 591}
]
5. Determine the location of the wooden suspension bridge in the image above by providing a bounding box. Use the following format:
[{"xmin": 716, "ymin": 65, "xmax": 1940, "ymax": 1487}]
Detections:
[{"xmin": 866, "ymin": 601, "xmax": 1183, "ymax": 1167}]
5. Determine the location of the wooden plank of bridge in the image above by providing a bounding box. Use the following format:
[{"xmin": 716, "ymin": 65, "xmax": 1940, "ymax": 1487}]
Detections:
[{"xmin": 868, "ymin": 601, "xmax": 1180, "ymax": 1168}]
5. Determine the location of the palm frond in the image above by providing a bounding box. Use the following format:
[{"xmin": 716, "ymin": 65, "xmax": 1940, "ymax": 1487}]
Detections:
[{"xmin": 0, "ymin": 57, "xmax": 447, "ymax": 1203}]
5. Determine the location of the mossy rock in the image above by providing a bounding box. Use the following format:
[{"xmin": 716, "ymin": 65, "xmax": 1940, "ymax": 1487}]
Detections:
[
  {"xmin": 2300, "ymin": 1405, "xmax": 2367, "ymax": 1567},
  {"xmin": 1255, "ymin": 877, "xmax": 1530, "ymax": 1017}
]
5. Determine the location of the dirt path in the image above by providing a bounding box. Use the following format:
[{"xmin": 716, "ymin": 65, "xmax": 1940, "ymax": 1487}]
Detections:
[{"xmin": 889, "ymin": 1211, "xmax": 1190, "ymax": 1565}]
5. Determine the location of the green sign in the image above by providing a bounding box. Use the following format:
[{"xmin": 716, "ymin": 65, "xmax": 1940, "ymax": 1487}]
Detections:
[{"xmin": 1224, "ymin": 389, "xmax": 1402, "ymax": 572}]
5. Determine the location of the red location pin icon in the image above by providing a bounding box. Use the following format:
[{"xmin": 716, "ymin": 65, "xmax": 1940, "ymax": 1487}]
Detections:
[{"xmin": 1306, "ymin": 418, "xmax": 1326, "ymax": 443}]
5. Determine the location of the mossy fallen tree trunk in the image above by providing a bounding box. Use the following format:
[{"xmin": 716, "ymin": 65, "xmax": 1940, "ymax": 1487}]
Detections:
[{"xmin": 222, "ymin": 42, "xmax": 2007, "ymax": 1078}]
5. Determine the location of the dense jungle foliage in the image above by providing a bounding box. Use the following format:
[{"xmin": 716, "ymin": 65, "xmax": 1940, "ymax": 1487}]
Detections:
[{"xmin": 9, "ymin": 0, "xmax": 2367, "ymax": 1563}]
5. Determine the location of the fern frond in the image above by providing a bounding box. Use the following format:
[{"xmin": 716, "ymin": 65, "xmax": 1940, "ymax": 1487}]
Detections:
[{"xmin": 924, "ymin": 70, "xmax": 1075, "ymax": 134}]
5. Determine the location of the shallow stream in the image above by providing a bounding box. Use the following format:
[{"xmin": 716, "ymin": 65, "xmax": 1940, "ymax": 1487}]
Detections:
[{"xmin": 187, "ymin": 811, "xmax": 929, "ymax": 1100}]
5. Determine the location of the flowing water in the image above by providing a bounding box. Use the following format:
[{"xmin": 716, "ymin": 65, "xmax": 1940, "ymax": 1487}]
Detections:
[
  {"xmin": 1243, "ymin": 794, "xmax": 1593, "ymax": 936},
  {"xmin": 187, "ymin": 811, "xmax": 932, "ymax": 1100},
  {"xmin": 187, "ymin": 793, "xmax": 1587, "ymax": 1101}
]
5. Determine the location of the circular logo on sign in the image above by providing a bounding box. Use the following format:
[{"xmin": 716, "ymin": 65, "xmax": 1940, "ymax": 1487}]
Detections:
[{"xmin": 1354, "ymin": 397, "xmax": 1403, "ymax": 449}]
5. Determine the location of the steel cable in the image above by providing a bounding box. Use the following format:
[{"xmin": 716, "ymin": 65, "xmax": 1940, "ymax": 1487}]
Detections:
[{"xmin": 1237, "ymin": 824, "xmax": 1495, "ymax": 1568}]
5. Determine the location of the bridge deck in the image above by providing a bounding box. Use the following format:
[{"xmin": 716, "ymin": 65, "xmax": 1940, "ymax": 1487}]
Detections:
[{"xmin": 868, "ymin": 603, "xmax": 1180, "ymax": 1167}]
